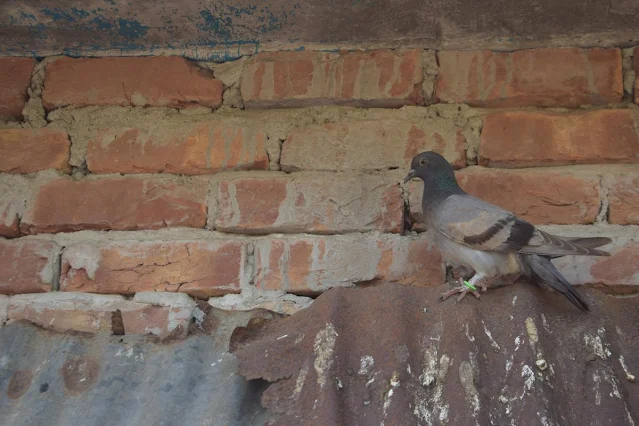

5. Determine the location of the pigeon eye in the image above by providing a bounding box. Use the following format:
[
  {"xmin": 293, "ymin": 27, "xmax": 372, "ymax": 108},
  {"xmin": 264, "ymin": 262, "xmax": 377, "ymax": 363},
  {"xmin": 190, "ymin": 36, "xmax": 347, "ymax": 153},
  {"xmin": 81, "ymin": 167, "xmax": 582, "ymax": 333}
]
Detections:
[{"xmin": 419, "ymin": 158, "xmax": 427, "ymax": 166}]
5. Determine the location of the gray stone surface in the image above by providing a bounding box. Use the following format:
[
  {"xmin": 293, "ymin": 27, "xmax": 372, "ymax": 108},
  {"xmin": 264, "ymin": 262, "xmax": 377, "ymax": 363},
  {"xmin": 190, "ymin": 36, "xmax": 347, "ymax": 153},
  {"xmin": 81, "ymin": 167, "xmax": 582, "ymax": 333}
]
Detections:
[{"xmin": 0, "ymin": 322, "xmax": 269, "ymax": 426}]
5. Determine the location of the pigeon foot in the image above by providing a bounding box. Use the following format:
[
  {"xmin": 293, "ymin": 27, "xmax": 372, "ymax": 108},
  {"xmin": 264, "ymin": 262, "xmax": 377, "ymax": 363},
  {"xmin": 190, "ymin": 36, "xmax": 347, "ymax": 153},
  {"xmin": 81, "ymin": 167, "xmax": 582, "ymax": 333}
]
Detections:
[{"xmin": 439, "ymin": 278, "xmax": 488, "ymax": 302}]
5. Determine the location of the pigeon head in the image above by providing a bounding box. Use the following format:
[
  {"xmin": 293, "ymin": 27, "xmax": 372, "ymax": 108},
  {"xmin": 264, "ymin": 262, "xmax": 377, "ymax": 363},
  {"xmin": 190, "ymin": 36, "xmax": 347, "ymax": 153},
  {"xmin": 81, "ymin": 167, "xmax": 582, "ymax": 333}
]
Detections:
[{"xmin": 404, "ymin": 151, "xmax": 462, "ymax": 195}]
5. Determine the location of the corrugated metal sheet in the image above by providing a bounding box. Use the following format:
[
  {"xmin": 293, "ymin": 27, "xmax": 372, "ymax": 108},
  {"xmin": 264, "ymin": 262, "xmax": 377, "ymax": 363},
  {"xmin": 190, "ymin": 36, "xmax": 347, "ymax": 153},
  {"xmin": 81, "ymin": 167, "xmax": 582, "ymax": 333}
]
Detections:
[{"xmin": 0, "ymin": 322, "xmax": 269, "ymax": 426}]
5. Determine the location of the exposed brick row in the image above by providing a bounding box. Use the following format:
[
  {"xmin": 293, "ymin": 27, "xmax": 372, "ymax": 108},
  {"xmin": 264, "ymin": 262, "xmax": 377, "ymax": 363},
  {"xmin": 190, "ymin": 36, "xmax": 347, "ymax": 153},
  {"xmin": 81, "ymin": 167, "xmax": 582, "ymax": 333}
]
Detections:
[
  {"xmin": 0, "ymin": 165, "xmax": 636, "ymax": 239},
  {"xmin": 1, "ymin": 47, "xmax": 628, "ymax": 119},
  {"xmin": 2, "ymin": 227, "xmax": 637, "ymax": 298},
  {"xmin": 5, "ymin": 292, "xmax": 196, "ymax": 337},
  {"xmin": 0, "ymin": 232, "xmax": 446, "ymax": 297},
  {"xmin": 4, "ymin": 110, "xmax": 639, "ymax": 178}
]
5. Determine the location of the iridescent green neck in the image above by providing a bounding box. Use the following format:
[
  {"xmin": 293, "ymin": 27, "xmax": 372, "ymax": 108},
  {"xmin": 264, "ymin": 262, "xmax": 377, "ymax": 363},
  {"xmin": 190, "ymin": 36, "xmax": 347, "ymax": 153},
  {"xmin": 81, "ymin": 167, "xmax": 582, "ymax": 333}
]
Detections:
[{"xmin": 433, "ymin": 172, "xmax": 462, "ymax": 194}]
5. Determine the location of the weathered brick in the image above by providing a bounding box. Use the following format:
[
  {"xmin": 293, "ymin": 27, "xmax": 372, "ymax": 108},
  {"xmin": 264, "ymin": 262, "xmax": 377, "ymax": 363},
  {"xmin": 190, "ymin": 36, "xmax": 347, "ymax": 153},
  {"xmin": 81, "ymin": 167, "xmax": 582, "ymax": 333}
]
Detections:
[
  {"xmin": 60, "ymin": 240, "xmax": 245, "ymax": 298},
  {"xmin": 7, "ymin": 292, "xmax": 196, "ymax": 337},
  {"xmin": 282, "ymin": 120, "xmax": 466, "ymax": 172},
  {"xmin": 42, "ymin": 57, "xmax": 223, "ymax": 110},
  {"xmin": 408, "ymin": 167, "xmax": 601, "ymax": 226},
  {"xmin": 0, "ymin": 128, "xmax": 70, "ymax": 173},
  {"xmin": 21, "ymin": 176, "xmax": 208, "ymax": 234},
  {"xmin": 0, "ymin": 174, "xmax": 31, "ymax": 238},
  {"xmin": 208, "ymin": 293, "xmax": 314, "ymax": 316},
  {"xmin": 253, "ymin": 233, "xmax": 444, "ymax": 295},
  {"xmin": 436, "ymin": 48, "xmax": 622, "ymax": 107},
  {"xmin": 480, "ymin": 110, "xmax": 639, "ymax": 168},
  {"xmin": 241, "ymin": 50, "xmax": 423, "ymax": 108},
  {"xmin": 0, "ymin": 57, "xmax": 35, "ymax": 119},
  {"xmin": 607, "ymin": 173, "xmax": 639, "ymax": 225},
  {"xmin": 546, "ymin": 226, "xmax": 639, "ymax": 289},
  {"xmin": 0, "ymin": 239, "xmax": 59, "ymax": 295},
  {"xmin": 214, "ymin": 173, "xmax": 403, "ymax": 233},
  {"xmin": 87, "ymin": 123, "xmax": 268, "ymax": 174}
]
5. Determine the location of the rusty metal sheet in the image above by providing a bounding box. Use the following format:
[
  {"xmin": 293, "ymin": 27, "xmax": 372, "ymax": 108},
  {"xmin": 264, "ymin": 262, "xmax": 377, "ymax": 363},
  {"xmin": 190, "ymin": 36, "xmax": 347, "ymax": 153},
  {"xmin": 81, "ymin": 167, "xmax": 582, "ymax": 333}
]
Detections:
[
  {"xmin": 232, "ymin": 282, "xmax": 639, "ymax": 425},
  {"xmin": 1, "ymin": 0, "xmax": 639, "ymax": 59},
  {"xmin": 0, "ymin": 322, "xmax": 269, "ymax": 426}
]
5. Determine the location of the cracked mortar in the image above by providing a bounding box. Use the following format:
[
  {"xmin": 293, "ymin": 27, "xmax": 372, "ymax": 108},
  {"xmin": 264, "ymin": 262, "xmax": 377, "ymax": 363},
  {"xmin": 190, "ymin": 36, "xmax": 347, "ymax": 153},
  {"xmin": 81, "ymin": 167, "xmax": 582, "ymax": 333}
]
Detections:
[{"xmin": 21, "ymin": 57, "xmax": 51, "ymax": 129}]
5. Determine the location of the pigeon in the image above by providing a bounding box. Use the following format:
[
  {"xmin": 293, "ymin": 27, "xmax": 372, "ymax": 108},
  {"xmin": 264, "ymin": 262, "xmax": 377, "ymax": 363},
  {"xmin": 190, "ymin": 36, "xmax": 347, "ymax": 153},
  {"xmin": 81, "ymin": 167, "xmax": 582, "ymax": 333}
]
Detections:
[{"xmin": 404, "ymin": 151, "xmax": 613, "ymax": 311}]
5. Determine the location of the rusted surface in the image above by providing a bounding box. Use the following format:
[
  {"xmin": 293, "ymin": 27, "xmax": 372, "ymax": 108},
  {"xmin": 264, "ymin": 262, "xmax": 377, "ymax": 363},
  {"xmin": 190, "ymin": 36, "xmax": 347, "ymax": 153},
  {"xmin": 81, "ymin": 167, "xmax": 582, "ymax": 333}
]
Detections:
[
  {"xmin": 6, "ymin": 370, "xmax": 33, "ymax": 399},
  {"xmin": 1, "ymin": 0, "xmax": 639, "ymax": 58},
  {"xmin": 233, "ymin": 282, "xmax": 639, "ymax": 425},
  {"xmin": 61, "ymin": 357, "xmax": 100, "ymax": 395}
]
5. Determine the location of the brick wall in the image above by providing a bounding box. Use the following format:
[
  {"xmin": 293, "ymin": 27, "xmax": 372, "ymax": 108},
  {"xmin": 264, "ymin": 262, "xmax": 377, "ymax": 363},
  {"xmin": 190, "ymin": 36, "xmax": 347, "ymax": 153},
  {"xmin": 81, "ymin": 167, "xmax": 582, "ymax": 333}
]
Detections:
[{"xmin": 1, "ymin": 48, "xmax": 638, "ymax": 336}]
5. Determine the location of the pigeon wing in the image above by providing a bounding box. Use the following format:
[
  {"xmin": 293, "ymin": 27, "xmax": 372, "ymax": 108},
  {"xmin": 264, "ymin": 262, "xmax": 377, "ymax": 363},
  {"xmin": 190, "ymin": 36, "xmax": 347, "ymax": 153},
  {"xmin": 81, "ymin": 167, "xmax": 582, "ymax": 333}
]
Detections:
[{"xmin": 432, "ymin": 194, "xmax": 609, "ymax": 256}]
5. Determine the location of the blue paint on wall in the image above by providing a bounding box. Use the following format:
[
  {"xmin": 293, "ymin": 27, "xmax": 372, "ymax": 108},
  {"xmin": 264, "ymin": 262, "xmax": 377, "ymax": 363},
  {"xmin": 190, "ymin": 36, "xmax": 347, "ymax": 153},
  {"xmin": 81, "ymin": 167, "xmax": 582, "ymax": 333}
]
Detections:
[
  {"xmin": 71, "ymin": 8, "xmax": 91, "ymax": 19},
  {"xmin": 41, "ymin": 8, "xmax": 77, "ymax": 22},
  {"xmin": 90, "ymin": 16, "xmax": 113, "ymax": 30},
  {"xmin": 1, "ymin": 1, "xmax": 301, "ymax": 60},
  {"xmin": 117, "ymin": 18, "xmax": 149, "ymax": 38}
]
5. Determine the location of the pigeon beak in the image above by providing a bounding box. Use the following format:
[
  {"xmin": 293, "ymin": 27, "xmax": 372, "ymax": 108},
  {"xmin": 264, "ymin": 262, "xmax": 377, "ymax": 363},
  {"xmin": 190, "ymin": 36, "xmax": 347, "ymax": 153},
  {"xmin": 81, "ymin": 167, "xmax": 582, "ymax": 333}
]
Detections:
[{"xmin": 403, "ymin": 169, "xmax": 416, "ymax": 183}]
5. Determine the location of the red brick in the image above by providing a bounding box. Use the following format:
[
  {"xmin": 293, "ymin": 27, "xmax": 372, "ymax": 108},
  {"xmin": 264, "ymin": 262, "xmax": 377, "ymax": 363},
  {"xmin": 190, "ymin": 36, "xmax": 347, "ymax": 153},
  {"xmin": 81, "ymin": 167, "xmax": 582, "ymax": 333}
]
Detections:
[
  {"xmin": 436, "ymin": 48, "xmax": 622, "ymax": 108},
  {"xmin": 0, "ymin": 128, "xmax": 70, "ymax": 173},
  {"xmin": 60, "ymin": 240, "xmax": 245, "ymax": 298},
  {"xmin": 607, "ymin": 172, "xmax": 639, "ymax": 225},
  {"xmin": 0, "ymin": 239, "xmax": 59, "ymax": 295},
  {"xmin": 241, "ymin": 50, "xmax": 423, "ymax": 108},
  {"xmin": 408, "ymin": 168, "xmax": 601, "ymax": 226},
  {"xmin": 282, "ymin": 120, "xmax": 466, "ymax": 172},
  {"xmin": 7, "ymin": 292, "xmax": 196, "ymax": 337},
  {"xmin": 549, "ymin": 229, "xmax": 639, "ymax": 289},
  {"xmin": 0, "ymin": 209, "xmax": 20, "ymax": 238},
  {"xmin": 87, "ymin": 123, "xmax": 268, "ymax": 174},
  {"xmin": 42, "ymin": 57, "xmax": 223, "ymax": 110},
  {"xmin": 253, "ymin": 234, "xmax": 444, "ymax": 295},
  {"xmin": 214, "ymin": 174, "xmax": 403, "ymax": 233},
  {"xmin": 21, "ymin": 176, "xmax": 207, "ymax": 234},
  {"xmin": 0, "ymin": 57, "xmax": 35, "ymax": 119},
  {"xmin": 480, "ymin": 110, "xmax": 639, "ymax": 168}
]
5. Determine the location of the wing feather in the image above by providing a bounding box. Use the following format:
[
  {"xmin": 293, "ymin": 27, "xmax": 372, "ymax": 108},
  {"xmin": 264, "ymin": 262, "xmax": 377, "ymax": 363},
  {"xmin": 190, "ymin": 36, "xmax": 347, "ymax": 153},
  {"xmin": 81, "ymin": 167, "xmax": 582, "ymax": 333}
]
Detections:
[{"xmin": 433, "ymin": 195, "xmax": 610, "ymax": 256}]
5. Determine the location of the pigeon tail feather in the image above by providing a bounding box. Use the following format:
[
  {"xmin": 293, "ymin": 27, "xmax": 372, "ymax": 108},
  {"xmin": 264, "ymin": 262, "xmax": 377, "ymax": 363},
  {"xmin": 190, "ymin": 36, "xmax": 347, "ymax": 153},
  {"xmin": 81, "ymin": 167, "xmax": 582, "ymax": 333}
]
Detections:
[{"xmin": 522, "ymin": 254, "xmax": 590, "ymax": 311}]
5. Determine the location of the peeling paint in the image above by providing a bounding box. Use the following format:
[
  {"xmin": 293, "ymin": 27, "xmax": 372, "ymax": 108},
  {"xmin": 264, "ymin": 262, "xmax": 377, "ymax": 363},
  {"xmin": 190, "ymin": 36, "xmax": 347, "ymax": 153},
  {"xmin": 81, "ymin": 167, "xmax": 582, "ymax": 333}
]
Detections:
[
  {"xmin": 459, "ymin": 360, "xmax": 480, "ymax": 416},
  {"xmin": 525, "ymin": 317, "xmax": 539, "ymax": 345},
  {"xmin": 358, "ymin": 355, "xmax": 374, "ymax": 375},
  {"xmin": 418, "ymin": 345, "xmax": 438, "ymax": 387},
  {"xmin": 619, "ymin": 355, "xmax": 635, "ymax": 382},
  {"xmin": 313, "ymin": 322, "xmax": 338, "ymax": 389},
  {"xmin": 482, "ymin": 320, "xmax": 501, "ymax": 352}
]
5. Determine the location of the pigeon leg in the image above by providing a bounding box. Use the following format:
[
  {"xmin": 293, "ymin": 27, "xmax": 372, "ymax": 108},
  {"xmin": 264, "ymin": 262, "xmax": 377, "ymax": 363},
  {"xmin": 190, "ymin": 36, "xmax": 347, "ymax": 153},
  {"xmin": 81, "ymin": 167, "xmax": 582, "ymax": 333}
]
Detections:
[
  {"xmin": 439, "ymin": 273, "xmax": 521, "ymax": 303},
  {"xmin": 439, "ymin": 274, "xmax": 487, "ymax": 302}
]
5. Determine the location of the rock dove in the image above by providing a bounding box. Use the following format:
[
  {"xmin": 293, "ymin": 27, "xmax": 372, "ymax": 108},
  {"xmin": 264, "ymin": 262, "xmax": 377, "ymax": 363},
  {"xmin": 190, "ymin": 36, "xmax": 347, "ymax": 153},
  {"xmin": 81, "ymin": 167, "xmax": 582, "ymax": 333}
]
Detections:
[{"xmin": 404, "ymin": 151, "xmax": 612, "ymax": 311}]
